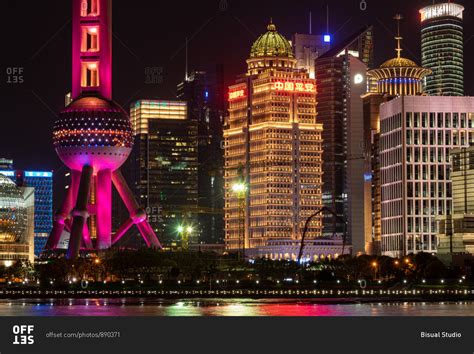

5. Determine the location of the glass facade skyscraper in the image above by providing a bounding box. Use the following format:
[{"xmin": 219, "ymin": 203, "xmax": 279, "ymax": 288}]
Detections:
[
  {"xmin": 0, "ymin": 170, "xmax": 52, "ymax": 257},
  {"xmin": 130, "ymin": 100, "xmax": 198, "ymax": 246},
  {"xmin": 177, "ymin": 68, "xmax": 225, "ymax": 245},
  {"xmin": 420, "ymin": 2, "xmax": 464, "ymax": 96}
]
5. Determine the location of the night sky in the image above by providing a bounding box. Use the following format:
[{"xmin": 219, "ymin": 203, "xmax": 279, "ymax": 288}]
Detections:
[{"xmin": 2, "ymin": 0, "xmax": 474, "ymax": 172}]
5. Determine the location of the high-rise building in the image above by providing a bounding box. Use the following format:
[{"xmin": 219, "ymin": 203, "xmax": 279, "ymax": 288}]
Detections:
[
  {"xmin": 292, "ymin": 33, "xmax": 330, "ymax": 79},
  {"xmin": 46, "ymin": 0, "xmax": 161, "ymax": 259},
  {"xmin": 437, "ymin": 146, "xmax": 474, "ymax": 263},
  {"xmin": 177, "ymin": 68, "xmax": 225, "ymax": 244},
  {"xmin": 0, "ymin": 167, "xmax": 53, "ymax": 257},
  {"xmin": 0, "ymin": 174, "xmax": 34, "ymax": 266},
  {"xmin": 379, "ymin": 96, "xmax": 474, "ymax": 257},
  {"xmin": 130, "ymin": 100, "xmax": 198, "ymax": 246},
  {"xmin": 224, "ymin": 22, "xmax": 330, "ymax": 261},
  {"xmin": 315, "ymin": 26, "xmax": 374, "ymax": 254},
  {"xmin": 364, "ymin": 15, "xmax": 432, "ymax": 254},
  {"xmin": 420, "ymin": 2, "xmax": 464, "ymax": 96}
]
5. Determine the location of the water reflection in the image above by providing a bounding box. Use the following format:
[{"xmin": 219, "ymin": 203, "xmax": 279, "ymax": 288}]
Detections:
[{"xmin": 0, "ymin": 299, "xmax": 473, "ymax": 317}]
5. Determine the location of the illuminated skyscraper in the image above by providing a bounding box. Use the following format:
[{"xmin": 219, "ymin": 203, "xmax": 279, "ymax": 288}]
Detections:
[
  {"xmin": 130, "ymin": 100, "xmax": 198, "ymax": 245},
  {"xmin": 177, "ymin": 68, "xmax": 225, "ymax": 244},
  {"xmin": 315, "ymin": 26, "xmax": 373, "ymax": 254},
  {"xmin": 380, "ymin": 96, "xmax": 474, "ymax": 257},
  {"xmin": 364, "ymin": 15, "xmax": 431, "ymax": 254},
  {"xmin": 420, "ymin": 2, "xmax": 464, "ymax": 96},
  {"xmin": 437, "ymin": 146, "xmax": 474, "ymax": 264},
  {"xmin": 0, "ymin": 164, "xmax": 53, "ymax": 257},
  {"xmin": 224, "ymin": 23, "xmax": 326, "ymax": 260},
  {"xmin": 0, "ymin": 174, "xmax": 34, "ymax": 266},
  {"xmin": 293, "ymin": 33, "xmax": 330, "ymax": 79}
]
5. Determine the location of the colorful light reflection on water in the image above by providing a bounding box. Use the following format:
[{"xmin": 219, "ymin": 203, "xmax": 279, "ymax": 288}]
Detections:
[{"xmin": 1, "ymin": 299, "xmax": 474, "ymax": 316}]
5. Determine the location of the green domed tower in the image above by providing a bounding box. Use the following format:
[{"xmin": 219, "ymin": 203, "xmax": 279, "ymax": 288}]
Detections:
[{"xmin": 247, "ymin": 22, "xmax": 296, "ymax": 75}]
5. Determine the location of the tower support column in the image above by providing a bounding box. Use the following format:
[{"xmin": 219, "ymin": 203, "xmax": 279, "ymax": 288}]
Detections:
[
  {"xmin": 96, "ymin": 169, "xmax": 112, "ymax": 249},
  {"xmin": 46, "ymin": 169, "xmax": 81, "ymax": 250},
  {"xmin": 67, "ymin": 165, "xmax": 93, "ymax": 259},
  {"xmin": 112, "ymin": 170, "xmax": 162, "ymax": 248}
]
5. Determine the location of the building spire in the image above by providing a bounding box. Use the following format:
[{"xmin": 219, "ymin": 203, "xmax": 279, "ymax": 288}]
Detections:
[{"xmin": 394, "ymin": 14, "xmax": 403, "ymax": 59}]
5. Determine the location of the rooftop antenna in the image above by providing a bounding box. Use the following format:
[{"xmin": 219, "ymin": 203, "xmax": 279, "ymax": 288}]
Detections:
[
  {"xmin": 309, "ymin": 12, "xmax": 312, "ymax": 34},
  {"xmin": 394, "ymin": 14, "xmax": 403, "ymax": 59},
  {"xmin": 185, "ymin": 37, "xmax": 189, "ymax": 81},
  {"xmin": 326, "ymin": 5, "xmax": 329, "ymax": 35}
]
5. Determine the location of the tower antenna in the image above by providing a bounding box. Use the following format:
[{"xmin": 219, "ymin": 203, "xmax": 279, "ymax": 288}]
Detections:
[
  {"xmin": 309, "ymin": 11, "xmax": 312, "ymax": 35},
  {"xmin": 185, "ymin": 37, "xmax": 189, "ymax": 81},
  {"xmin": 326, "ymin": 5, "xmax": 329, "ymax": 35},
  {"xmin": 394, "ymin": 14, "xmax": 403, "ymax": 58}
]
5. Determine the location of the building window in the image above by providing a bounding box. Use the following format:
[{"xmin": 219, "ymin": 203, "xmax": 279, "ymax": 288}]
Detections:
[
  {"xmin": 81, "ymin": 62, "xmax": 99, "ymax": 87},
  {"xmin": 81, "ymin": 0, "xmax": 99, "ymax": 16},
  {"xmin": 81, "ymin": 27, "xmax": 99, "ymax": 52}
]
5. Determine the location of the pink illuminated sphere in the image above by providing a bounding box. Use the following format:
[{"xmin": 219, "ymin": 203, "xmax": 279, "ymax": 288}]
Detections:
[{"xmin": 53, "ymin": 96, "xmax": 133, "ymax": 172}]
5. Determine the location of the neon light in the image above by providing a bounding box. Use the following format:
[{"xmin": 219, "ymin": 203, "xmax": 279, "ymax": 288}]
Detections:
[
  {"xmin": 229, "ymin": 89, "xmax": 246, "ymax": 101},
  {"xmin": 25, "ymin": 172, "xmax": 53, "ymax": 178},
  {"xmin": 324, "ymin": 35, "xmax": 331, "ymax": 43},
  {"xmin": 0, "ymin": 171, "xmax": 15, "ymax": 177},
  {"xmin": 420, "ymin": 3, "xmax": 464, "ymax": 22},
  {"xmin": 272, "ymin": 81, "xmax": 315, "ymax": 93}
]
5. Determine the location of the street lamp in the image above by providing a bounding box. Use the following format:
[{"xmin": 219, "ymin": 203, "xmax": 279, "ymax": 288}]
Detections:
[
  {"xmin": 372, "ymin": 261, "xmax": 378, "ymax": 281},
  {"xmin": 232, "ymin": 181, "xmax": 247, "ymax": 261},
  {"xmin": 177, "ymin": 224, "xmax": 194, "ymax": 250}
]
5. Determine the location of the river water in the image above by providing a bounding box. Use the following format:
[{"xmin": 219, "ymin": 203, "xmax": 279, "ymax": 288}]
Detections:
[{"xmin": 1, "ymin": 299, "xmax": 474, "ymax": 316}]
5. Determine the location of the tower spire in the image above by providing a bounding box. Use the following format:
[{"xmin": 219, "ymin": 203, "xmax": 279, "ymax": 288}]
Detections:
[
  {"xmin": 185, "ymin": 37, "xmax": 189, "ymax": 81},
  {"xmin": 309, "ymin": 12, "xmax": 312, "ymax": 35},
  {"xmin": 394, "ymin": 14, "xmax": 403, "ymax": 59}
]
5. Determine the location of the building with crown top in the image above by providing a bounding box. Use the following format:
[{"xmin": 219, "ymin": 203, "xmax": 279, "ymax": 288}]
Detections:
[
  {"xmin": 364, "ymin": 17, "xmax": 431, "ymax": 254},
  {"xmin": 420, "ymin": 2, "xmax": 464, "ymax": 96},
  {"xmin": 224, "ymin": 23, "xmax": 344, "ymax": 261}
]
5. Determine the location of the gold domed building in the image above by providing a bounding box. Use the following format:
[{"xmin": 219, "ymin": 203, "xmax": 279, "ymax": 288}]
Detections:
[
  {"xmin": 224, "ymin": 22, "xmax": 344, "ymax": 261},
  {"xmin": 246, "ymin": 23, "xmax": 297, "ymax": 75},
  {"xmin": 367, "ymin": 17, "xmax": 431, "ymax": 96}
]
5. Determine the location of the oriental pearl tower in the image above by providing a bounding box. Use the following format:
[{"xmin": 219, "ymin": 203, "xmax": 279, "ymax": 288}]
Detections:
[{"xmin": 45, "ymin": 0, "xmax": 162, "ymax": 259}]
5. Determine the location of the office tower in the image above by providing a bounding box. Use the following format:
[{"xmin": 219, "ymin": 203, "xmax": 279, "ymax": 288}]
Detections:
[
  {"xmin": 315, "ymin": 26, "xmax": 373, "ymax": 255},
  {"xmin": 293, "ymin": 33, "xmax": 330, "ymax": 79},
  {"xmin": 420, "ymin": 2, "xmax": 464, "ymax": 96},
  {"xmin": 437, "ymin": 146, "xmax": 474, "ymax": 264},
  {"xmin": 0, "ymin": 167, "xmax": 54, "ymax": 257},
  {"xmin": 46, "ymin": 0, "xmax": 161, "ymax": 259},
  {"xmin": 364, "ymin": 15, "xmax": 431, "ymax": 254},
  {"xmin": 0, "ymin": 159, "xmax": 13, "ymax": 170},
  {"xmin": 380, "ymin": 96, "xmax": 474, "ymax": 257},
  {"xmin": 177, "ymin": 68, "xmax": 225, "ymax": 244},
  {"xmin": 224, "ymin": 22, "xmax": 335, "ymax": 261},
  {"xmin": 130, "ymin": 100, "xmax": 198, "ymax": 246},
  {"xmin": 0, "ymin": 174, "xmax": 34, "ymax": 266}
]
